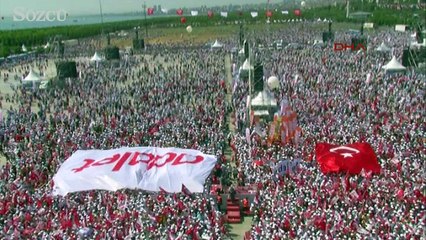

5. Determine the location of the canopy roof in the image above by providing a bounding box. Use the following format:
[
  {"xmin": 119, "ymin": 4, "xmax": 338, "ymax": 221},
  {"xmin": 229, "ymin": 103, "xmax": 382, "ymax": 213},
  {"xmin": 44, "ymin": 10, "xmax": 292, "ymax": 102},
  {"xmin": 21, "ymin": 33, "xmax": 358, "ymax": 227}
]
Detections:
[
  {"xmin": 410, "ymin": 38, "xmax": 426, "ymax": 48},
  {"xmin": 23, "ymin": 69, "xmax": 41, "ymax": 81},
  {"xmin": 211, "ymin": 40, "xmax": 223, "ymax": 48},
  {"xmin": 253, "ymin": 110, "xmax": 270, "ymax": 116},
  {"xmin": 241, "ymin": 59, "xmax": 254, "ymax": 70},
  {"xmin": 376, "ymin": 42, "xmax": 391, "ymax": 52},
  {"xmin": 382, "ymin": 56, "xmax": 406, "ymax": 71},
  {"xmin": 251, "ymin": 90, "xmax": 277, "ymax": 107},
  {"xmin": 90, "ymin": 52, "xmax": 103, "ymax": 62}
]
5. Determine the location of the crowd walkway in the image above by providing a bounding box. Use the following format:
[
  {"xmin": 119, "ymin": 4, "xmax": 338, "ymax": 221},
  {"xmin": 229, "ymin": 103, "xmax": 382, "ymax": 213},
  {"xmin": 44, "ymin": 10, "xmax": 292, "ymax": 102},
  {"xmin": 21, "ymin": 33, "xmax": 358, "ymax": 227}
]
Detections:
[{"xmin": 224, "ymin": 54, "xmax": 252, "ymax": 239}]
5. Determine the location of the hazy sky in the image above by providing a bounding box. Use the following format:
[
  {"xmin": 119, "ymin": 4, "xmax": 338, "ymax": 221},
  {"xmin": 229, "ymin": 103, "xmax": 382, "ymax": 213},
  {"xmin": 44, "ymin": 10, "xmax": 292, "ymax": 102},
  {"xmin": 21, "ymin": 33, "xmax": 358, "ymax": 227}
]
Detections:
[{"xmin": 0, "ymin": 0, "xmax": 272, "ymax": 16}]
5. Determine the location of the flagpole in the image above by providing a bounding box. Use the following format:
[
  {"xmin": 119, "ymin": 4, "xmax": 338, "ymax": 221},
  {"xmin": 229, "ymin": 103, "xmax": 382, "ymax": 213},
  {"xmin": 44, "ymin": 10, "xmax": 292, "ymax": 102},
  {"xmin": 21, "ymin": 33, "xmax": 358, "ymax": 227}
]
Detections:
[
  {"xmin": 248, "ymin": 42, "xmax": 252, "ymax": 129},
  {"xmin": 144, "ymin": 1, "xmax": 148, "ymax": 38},
  {"xmin": 346, "ymin": 0, "xmax": 350, "ymax": 19},
  {"xmin": 98, "ymin": 0, "xmax": 104, "ymax": 37}
]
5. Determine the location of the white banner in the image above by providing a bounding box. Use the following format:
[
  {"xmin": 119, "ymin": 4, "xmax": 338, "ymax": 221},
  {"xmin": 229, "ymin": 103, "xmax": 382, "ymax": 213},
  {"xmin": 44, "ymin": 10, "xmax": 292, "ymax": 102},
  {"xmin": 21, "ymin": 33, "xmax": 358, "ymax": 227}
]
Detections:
[
  {"xmin": 191, "ymin": 10, "xmax": 199, "ymax": 16},
  {"xmin": 52, "ymin": 147, "xmax": 217, "ymax": 196},
  {"xmin": 251, "ymin": 12, "xmax": 258, "ymax": 18},
  {"xmin": 363, "ymin": 22, "xmax": 374, "ymax": 29},
  {"xmin": 275, "ymin": 159, "xmax": 301, "ymax": 176},
  {"xmin": 282, "ymin": 10, "xmax": 289, "ymax": 15},
  {"xmin": 220, "ymin": 12, "xmax": 228, "ymax": 18},
  {"xmin": 395, "ymin": 24, "xmax": 406, "ymax": 32}
]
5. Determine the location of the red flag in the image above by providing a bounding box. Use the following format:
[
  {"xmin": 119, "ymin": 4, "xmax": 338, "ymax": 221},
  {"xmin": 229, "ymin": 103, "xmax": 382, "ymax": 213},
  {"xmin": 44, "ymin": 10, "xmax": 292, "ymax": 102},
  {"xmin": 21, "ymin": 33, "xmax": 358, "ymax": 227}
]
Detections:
[
  {"xmin": 147, "ymin": 8, "xmax": 154, "ymax": 15},
  {"xmin": 294, "ymin": 9, "xmax": 301, "ymax": 16},
  {"xmin": 396, "ymin": 189, "xmax": 405, "ymax": 200},
  {"xmin": 207, "ymin": 10, "xmax": 214, "ymax": 18},
  {"xmin": 315, "ymin": 142, "xmax": 381, "ymax": 175},
  {"xmin": 176, "ymin": 9, "xmax": 183, "ymax": 16},
  {"xmin": 180, "ymin": 17, "xmax": 186, "ymax": 24},
  {"xmin": 159, "ymin": 187, "xmax": 168, "ymax": 194},
  {"xmin": 266, "ymin": 10, "xmax": 273, "ymax": 17}
]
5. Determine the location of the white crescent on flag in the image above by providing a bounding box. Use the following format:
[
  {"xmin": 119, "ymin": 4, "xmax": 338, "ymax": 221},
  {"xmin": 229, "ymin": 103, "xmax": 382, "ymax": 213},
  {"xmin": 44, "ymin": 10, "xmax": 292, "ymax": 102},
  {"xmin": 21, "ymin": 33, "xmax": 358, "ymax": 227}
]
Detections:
[{"xmin": 329, "ymin": 146, "xmax": 360, "ymax": 158}]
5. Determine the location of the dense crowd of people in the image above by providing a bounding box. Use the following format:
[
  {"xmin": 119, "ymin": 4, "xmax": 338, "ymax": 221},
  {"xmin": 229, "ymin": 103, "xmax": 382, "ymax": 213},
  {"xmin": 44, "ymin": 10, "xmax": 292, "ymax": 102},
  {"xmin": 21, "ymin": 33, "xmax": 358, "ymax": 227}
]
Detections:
[
  {"xmin": 0, "ymin": 22, "xmax": 424, "ymax": 239},
  {"xmin": 231, "ymin": 27, "xmax": 425, "ymax": 239},
  {"xmin": 0, "ymin": 49, "xmax": 231, "ymax": 239}
]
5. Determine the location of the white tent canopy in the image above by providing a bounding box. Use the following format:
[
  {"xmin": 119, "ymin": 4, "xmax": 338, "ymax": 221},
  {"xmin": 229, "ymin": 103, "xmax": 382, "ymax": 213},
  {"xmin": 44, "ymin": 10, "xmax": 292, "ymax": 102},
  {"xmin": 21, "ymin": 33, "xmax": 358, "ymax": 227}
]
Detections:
[
  {"xmin": 23, "ymin": 69, "xmax": 42, "ymax": 82},
  {"xmin": 211, "ymin": 40, "xmax": 223, "ymax": 48},
  {"xmin": 313, "ymin": 39, "xmax": 324, "ymax": 45},
  {"xmin": 410, "ymin": 38, "xmax": 426, "ymax": 48},
  {"xmin": 382, "ymin": 56, "xmax": 406, "ymax": 71},
  {"xmin": 241, "ymin": 59, "xmax": 254, "ymax": 70},
  {"xmin": 376, "ymin": 42, "xmax": 391, "ymax": 52},
  {"xmin": 90, "ymin": 52, "xmax": 103, "ymax": 62},
  {"xmin": 22, "ymin": 44, "xmax": 27, "ymax": 52},
  {"xmin": 251, "ymin": 90, "xmax": 277, "ymax": 107}
]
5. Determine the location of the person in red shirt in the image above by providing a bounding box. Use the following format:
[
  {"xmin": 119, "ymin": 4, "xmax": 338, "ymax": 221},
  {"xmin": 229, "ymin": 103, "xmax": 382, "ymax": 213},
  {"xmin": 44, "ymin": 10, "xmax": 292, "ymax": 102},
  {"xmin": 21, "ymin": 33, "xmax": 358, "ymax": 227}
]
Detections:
[{"xmin": 242, "ymin": 198, "xmax": 249, "ymax": 212}]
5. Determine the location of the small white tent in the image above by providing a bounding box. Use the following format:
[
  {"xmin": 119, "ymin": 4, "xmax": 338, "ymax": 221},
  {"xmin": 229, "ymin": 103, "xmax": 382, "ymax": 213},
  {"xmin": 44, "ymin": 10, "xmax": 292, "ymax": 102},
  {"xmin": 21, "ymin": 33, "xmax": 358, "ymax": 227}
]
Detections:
[
  {"xmin": 90, "ymin": 52, "xmax": 103, "ymax": 62},
  {"xmin": 211, "ymin": 40, "xmax": 223, "ymax": 48},
  {"xmin": 313, "ymin": 39, "xmax": 324, "ymax": 46},
  {"xmin": 22, "ymin": 44, "xmax": 27, "ymax": 52},
  {"xmin": 23, "ymin": 69, "xmax": 41, "ymax": 82},
  {"xmin": 241, "ymin": 59, "xmax": 254, "ymax": 71},
  {"xmin": 376, "ymin": 42, "xmax": 391, "ymax": 52},
  {"xmin": 382, "ymin": 56, "xmax": 406, "ymax": 72},
  {"xmin": 251, "ymin": 90, "xmax": 277, "ymax": 107}
]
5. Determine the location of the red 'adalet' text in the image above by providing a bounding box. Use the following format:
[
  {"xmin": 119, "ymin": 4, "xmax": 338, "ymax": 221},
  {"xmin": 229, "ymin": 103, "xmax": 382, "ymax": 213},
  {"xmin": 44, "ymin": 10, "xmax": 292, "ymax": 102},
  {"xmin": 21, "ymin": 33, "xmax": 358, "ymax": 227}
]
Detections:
[{"xmin": 72, "ymin": 152, "xmax": 204, "ymax": 173}]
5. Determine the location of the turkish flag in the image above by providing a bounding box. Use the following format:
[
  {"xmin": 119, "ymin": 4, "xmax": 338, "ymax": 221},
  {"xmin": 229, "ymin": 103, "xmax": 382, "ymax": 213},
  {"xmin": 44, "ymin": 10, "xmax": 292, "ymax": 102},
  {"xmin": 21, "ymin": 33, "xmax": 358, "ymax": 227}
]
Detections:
[
  {"xmin": 176, "ymin": 9, "xmax": 183, "ymax": 16},
  {"xmin": 147, "ymin": 8, "xmax": 154, "ymax": 15},
  {"xmin": 207, "ymin": 10, "xmax": 214, "ymax": 18},
  {"xmin": 266, "ymin": 10, "xmax": 273, "ymax": 17},
  {"xmin": 315, "ymin": 142, "xmax": 381, "ymax": 175}
]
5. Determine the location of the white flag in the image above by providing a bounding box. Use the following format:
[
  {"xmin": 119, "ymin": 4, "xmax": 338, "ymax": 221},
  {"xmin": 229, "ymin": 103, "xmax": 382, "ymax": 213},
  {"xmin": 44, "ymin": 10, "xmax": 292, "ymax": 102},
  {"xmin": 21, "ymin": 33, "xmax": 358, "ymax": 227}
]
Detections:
[
  {"xmin": 52, "ymin": 147, "xmax": 217, "ymax": 196},
  {"xmin": 191, "ymin": 10, "xmax": 199, "ymax": 16},
  {"xmin": 220, "ymin": 12, "xmax": 228, "ymax": 18},
  {"xmin": 245, "ymin": 128, "xmax": 251, "ymax": 145},
  {"xmin": 161, "ymin": 8, "xmax": 168, "ymax": 14},
  {"xmin": 282, "ymin": 10, "xmax": 289, "ymax": 15},
  {"xmin": 366, "ymin": 72, "xmax": 372, "ymax": 84},
  {"xmin": 251, "ymin": 12, "xmax": 258, "ymax": 18}
]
